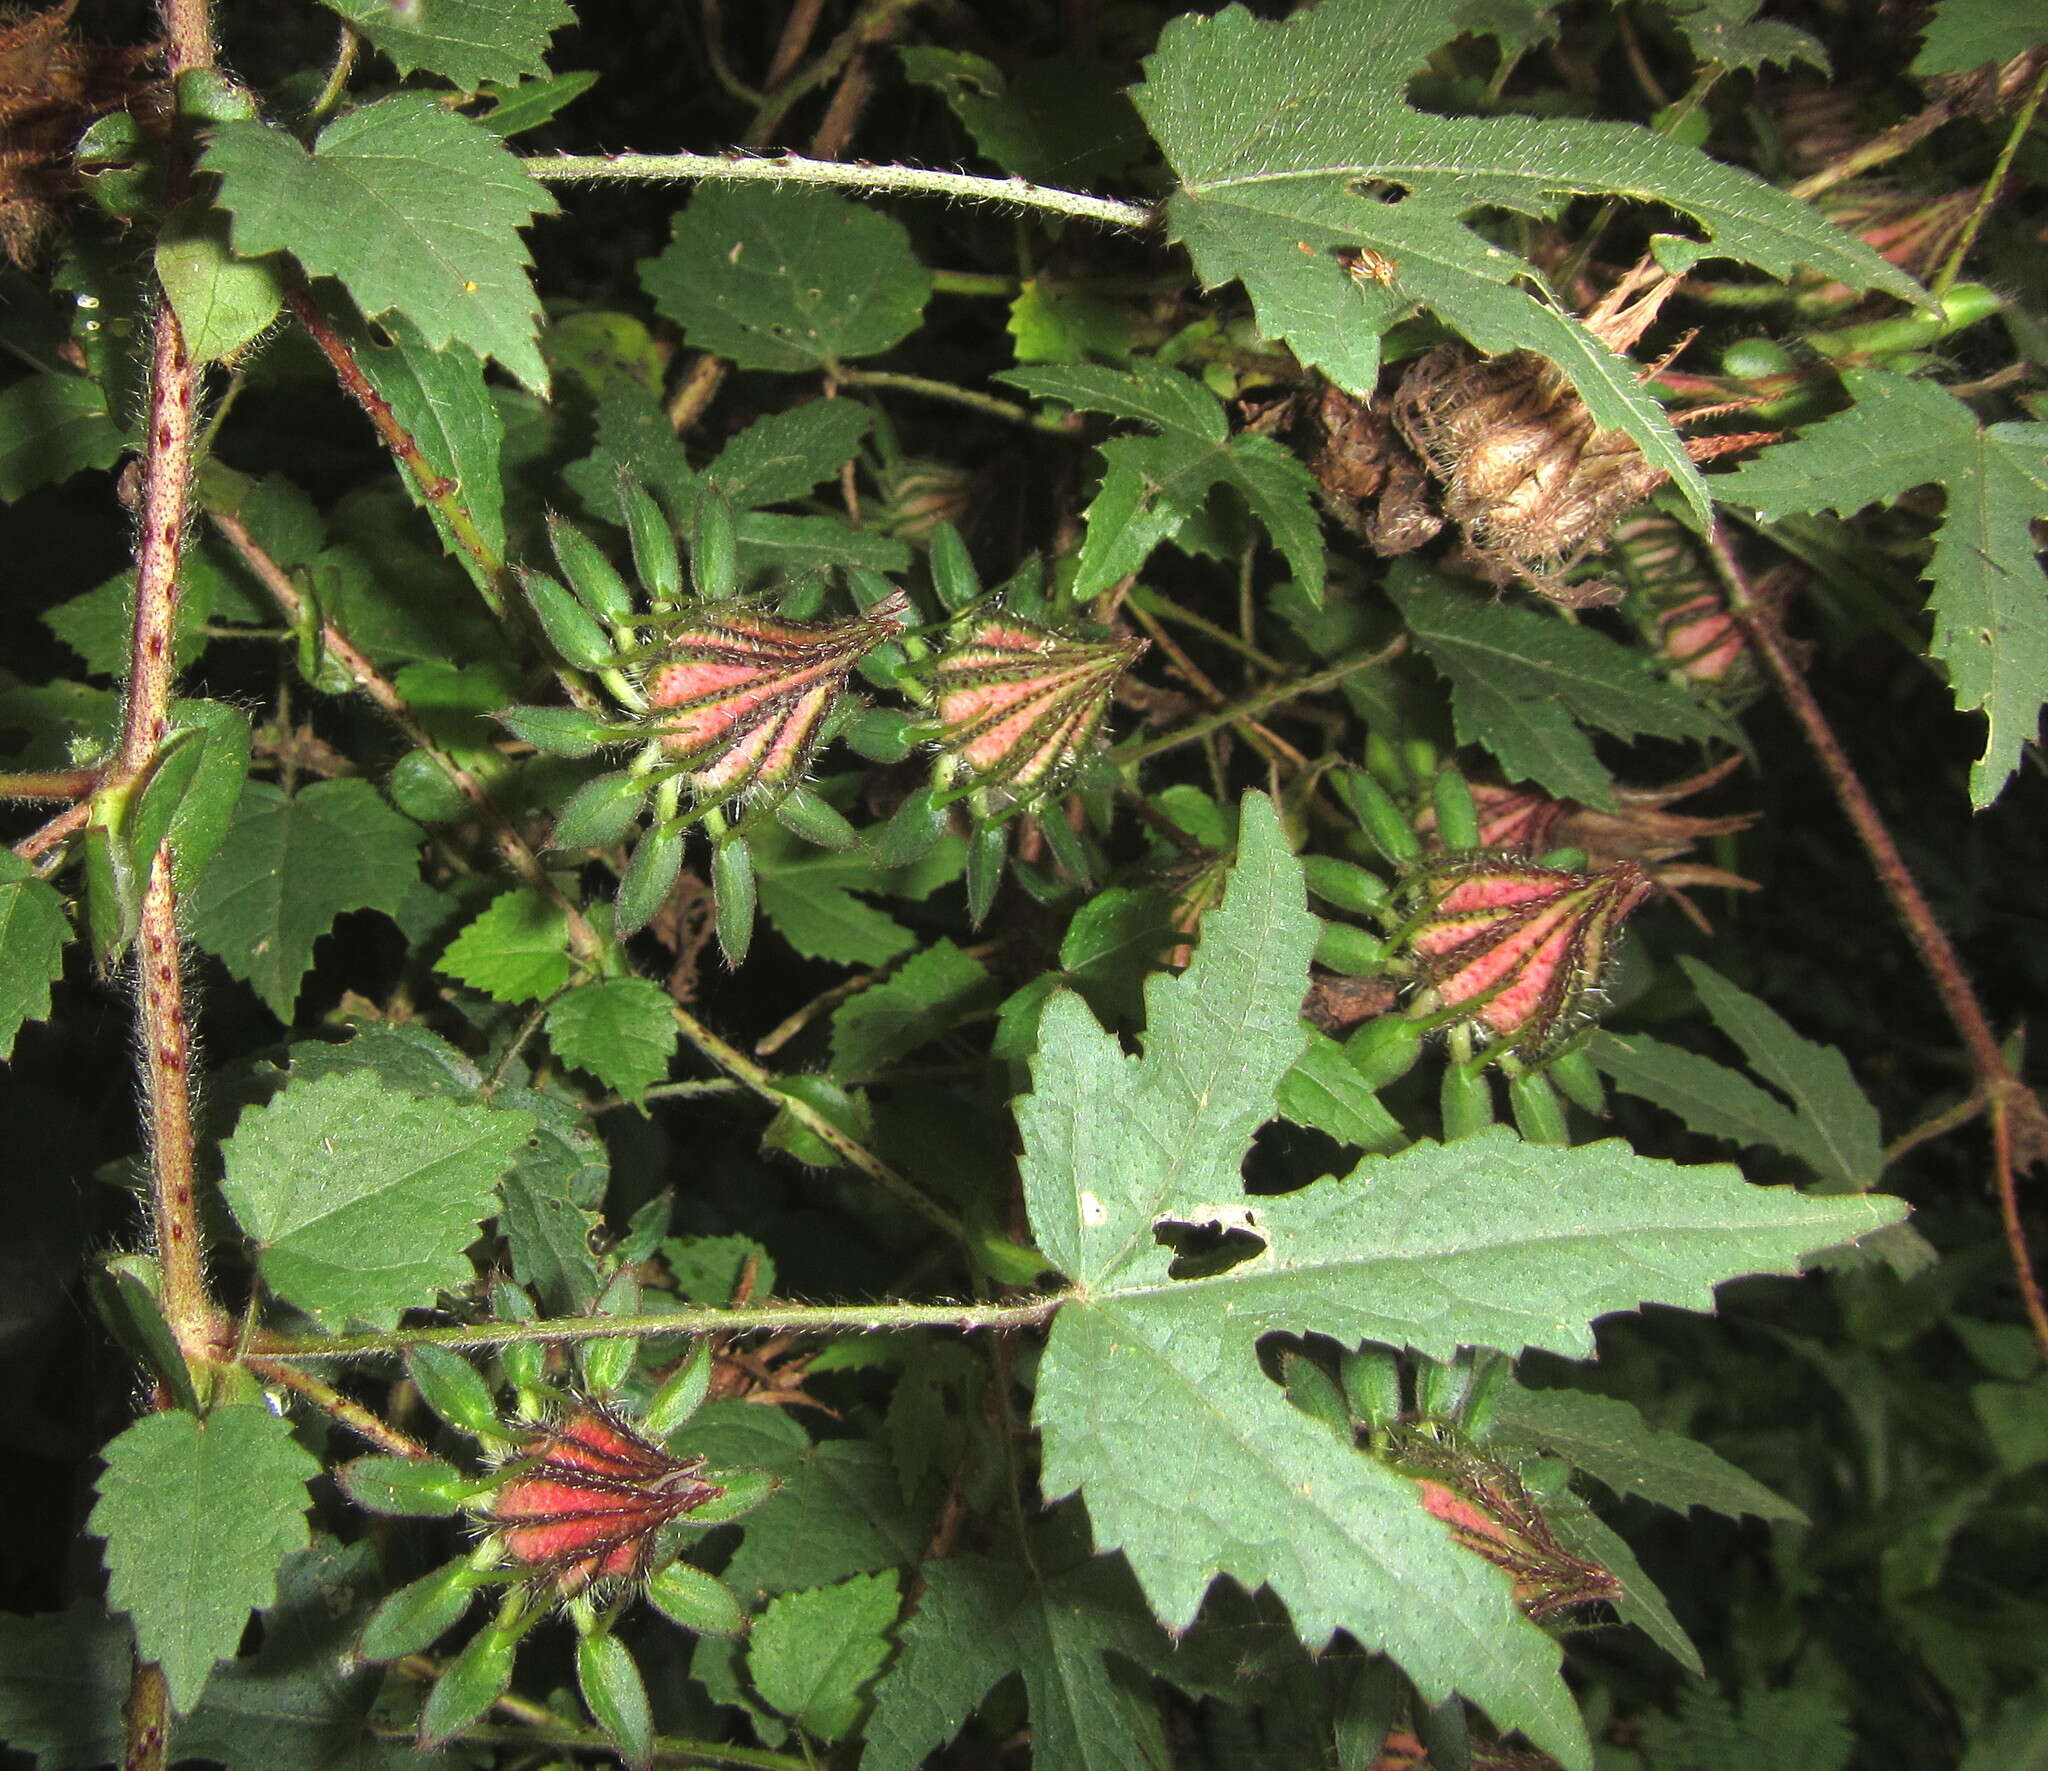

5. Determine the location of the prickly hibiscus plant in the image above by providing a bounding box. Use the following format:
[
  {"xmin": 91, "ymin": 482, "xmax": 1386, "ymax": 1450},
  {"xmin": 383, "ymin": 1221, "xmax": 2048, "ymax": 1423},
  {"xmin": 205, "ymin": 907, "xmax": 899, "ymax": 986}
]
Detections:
[{"xmin": 1, "ymin": 3, "xmax": 2044, "ymax": 1771}]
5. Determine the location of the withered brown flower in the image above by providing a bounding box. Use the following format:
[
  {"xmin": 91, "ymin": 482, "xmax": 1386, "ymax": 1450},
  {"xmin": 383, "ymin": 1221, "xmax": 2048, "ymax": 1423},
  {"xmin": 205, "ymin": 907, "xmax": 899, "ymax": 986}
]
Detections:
[{"xmin": 0, "ymin": 0, "xmax": 161, "ymax": 268}]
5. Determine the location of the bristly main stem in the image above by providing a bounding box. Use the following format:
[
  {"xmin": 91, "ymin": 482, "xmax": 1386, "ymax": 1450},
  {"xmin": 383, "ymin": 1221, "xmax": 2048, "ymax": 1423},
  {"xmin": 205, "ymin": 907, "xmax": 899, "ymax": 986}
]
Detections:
[
  {"xmin": 527, "ymin": 149, "xmax": 1158, "ymax": 232},
  {"xmin": 252, "ymin": 1294, "xmax": 1064, "ymax": 1360},
  {"xmin": 1707, "ymin": 522, "xmax": 2048, "ymax": 1359}
]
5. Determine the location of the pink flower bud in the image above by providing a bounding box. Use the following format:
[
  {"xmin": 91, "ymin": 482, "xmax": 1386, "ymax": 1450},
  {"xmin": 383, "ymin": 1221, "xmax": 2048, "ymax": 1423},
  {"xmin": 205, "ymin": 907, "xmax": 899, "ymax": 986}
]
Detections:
[
  {"xmin": 641, "ymin": 605, "xmax": 898, "ymax": 804},
  {"xmin": 929, "ymin": 618, "xmax": 1145, "ymax": 798},
  {"xmin": 1401, "ymin": 857, "xmax": 1652, "ymax": 1056},
  {"xmin": 491, "ymin": 1406, "xmax": 723, "ymax": 1595},
  {"xmin": 1410, "ymin": 1459, "xmax": 1621, "ymax": 1621}
]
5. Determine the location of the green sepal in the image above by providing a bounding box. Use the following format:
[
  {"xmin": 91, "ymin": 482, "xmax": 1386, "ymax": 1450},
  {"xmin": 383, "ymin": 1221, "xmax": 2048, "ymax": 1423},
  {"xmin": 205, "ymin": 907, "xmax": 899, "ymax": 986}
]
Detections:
[
  {"xmin": 1509, "ymin": 1068, "xmax": 1570, "ymax": 1146},
  {"xmin": 1313, "ymin": 920, "xmax": 1388, "ymax": 978},
  {"xmin": 616, "ymin": 823, "xmax": 684, "ymax": 935},
  {"xmin": 549, "ymin": 513, "xmax": 636, "ymax": 625},
  {"xmin": 1341, "ymin": 1344, "xmax": 1405, "ymax": 1430},
  {"xmin": 82, "ymin": 818, "xmax": 139, "ymax": 965},
  {"xmin": 1460, "ymin": 1350, "xmax": 1509, "ymax": 1439},
  {"xmin": 620, "ymin": 476, "xmax": 682, "ymax": 607},
  {"xmin": 418, "ymin": 1615, "xmax": 520, "ymax": 1749},
  {"xmin": 840, "ymin": 706, "xmax": 920, "ymax": 762},
  {"xmin": 1440, "ymin": 1059, "xmax": 1496, "ymax": 1140},
  {"xmin": 641, "ymin": 1340, "xmax": 714, "ymax": 1438},
  {"xmin": 359, "ymin": 1557, "xmax": 484, "ymax": 1662},
  {"xmin": 712, "ymin": 834, "xmax": 756, "ymax": 966},
  {"xmin": 876, "ymin": 784, "xmax": 949, "ymax": 866},
  {"xmin": 499, "ymin": 704, "xmax": 617, "ymax": 757},
  {"xmin": 966, "ymin": 821, "xmax": 1005, "ymax": 927},
  {"xmin": 389, "ymin": 749, "xmax": 470, "ymax": 824},
  {"xmin": 1282, "ymin": 1350, "xmax": 1352, "ymax": 1435},
  {"xmin": 678, "ymin": 1466, "xmax": 778, "ymax": 1525},
  {"xmin": 580, "ymin": 1273, "xmax": 641, "ymax": 1397},
  {"xmin": 335, "ymin": 1454, "xmax": 473, "ymax": 1516},
  {"xmin": 643, "ymin": 1559, "xmax": 746, "ymax": 1637},
  {"xmin": 578, "ymin": 1629, "xmax": 656, "ymax": 1771},
  {"xmin": 406, "ymin": 1345, "xmax": 505, "ymax": 1442},
  {"xmin": 927, "ymin": 520, "xmax": 981, "ymax": 610},
  {"xmin": 1413, "ymin": 1353, "xmax": 1475, "ymax": 1423},
  {"xmin": 1544, "ymin": 1045, "xmax": 1606, "ymax": 1115},
  {"xmin": 1036, "ymin": 803, "xmax": 1094, "ymax": 886},
  {"xmin": 519, "ymin": 566, "xmax": 615, "ymax": 670},
  {"xmin": 89, "ymin": 1256, "xmax": 201, "ymax": 1415},
  {"xmin": 775, "ymin": 785, "xmax": 860, "ymax": 851},
  {"xmin": 1430, "ymin": 767, "xmax": 1481, "ymax": 853},
  {"xmin": 691, "ymin": 485, "xmax": 738, "ymax": 604},
  {"xmin": 1345, "ymin": 1015, "xmax": 1423, "ymax": 1088},
  {"xmin": 1340, "ymin": 768, "xmax": 1420, "ymax": 866},
  {"xmin": 974, "ymin": 1230, "xmax": 1052, "ymax": 1287},
  {"xmin": 1303, "ymin": 854, "xmax": 1391, "ymax": 916},
  {"xmin": 552, "ymin": 771, "xmax": 648, "ymax": 849}
]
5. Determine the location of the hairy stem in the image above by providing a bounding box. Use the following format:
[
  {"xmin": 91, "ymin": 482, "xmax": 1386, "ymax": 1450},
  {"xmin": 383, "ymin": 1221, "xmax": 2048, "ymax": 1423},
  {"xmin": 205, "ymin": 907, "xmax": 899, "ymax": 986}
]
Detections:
[
  {"xmin": 527, "ymin": 149, "xmax": 1158, "ymax": 232},
  {"xmin": 832, "ymin": 366, "xmax": 1075, "ymax": 433},
  {"xmin": 0, "ymin": 768, "xmax": 101, "ymax": 801},
  {"xmin": 244, "ymin": 1358, "xmax": 433, "ymax": 1458},
  {"xmin": 252, "ymin": 1294, "xmax": 1066, "ymax": 1360},
  {"xmin": 1707, "ymin": 523, "xmax": 2048, "ymax": 1357},
  {"xmin": 385, "ymin": 1718, "xmax": 804, "ymax": 1771},
  {"xmin": 122, "ymin": 1660, "xmax": 169, "ymax": 1771}
]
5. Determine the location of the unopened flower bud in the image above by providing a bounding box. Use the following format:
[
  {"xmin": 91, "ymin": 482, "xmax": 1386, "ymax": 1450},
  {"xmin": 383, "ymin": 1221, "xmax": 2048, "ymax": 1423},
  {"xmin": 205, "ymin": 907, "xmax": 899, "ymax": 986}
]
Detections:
[
  {"xmin": 1399, "ymin": 856, "xmax": 1652, "ymax": 1057},
  {"xmin": 1403, "ymin": 1451, "xmax": 1622, "ymax": 1622}
]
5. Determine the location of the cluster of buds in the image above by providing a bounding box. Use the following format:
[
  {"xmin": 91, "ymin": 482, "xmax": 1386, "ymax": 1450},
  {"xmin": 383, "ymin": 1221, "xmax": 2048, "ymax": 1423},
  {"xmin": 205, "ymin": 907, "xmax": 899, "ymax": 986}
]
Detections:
[
  {"xmin": 338, "ymin": 1344, "xmax": 764, "ymax": 1768},
  {"xmin": 1387, "ymin": 263, "xmax": 1772, "ymax": 607},
  {"xmin": 500, "ymin": 482, "xmax": 1147, "ymax": 943},
  {"xmin": 1396, "ymin": 855, "xmax": 1653, "ymax": 1060}
]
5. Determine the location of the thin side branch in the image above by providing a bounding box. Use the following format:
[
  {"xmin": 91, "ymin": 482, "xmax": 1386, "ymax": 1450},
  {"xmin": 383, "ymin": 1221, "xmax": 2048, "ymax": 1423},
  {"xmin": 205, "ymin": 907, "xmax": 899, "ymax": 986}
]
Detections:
[
  {"xmin": 527, "ymin": 150, "xmax": 1159, "ymax": 232},
  {"xmin": 1110, "ymin": 640, "xmax": 1409, "ymax": 767}
]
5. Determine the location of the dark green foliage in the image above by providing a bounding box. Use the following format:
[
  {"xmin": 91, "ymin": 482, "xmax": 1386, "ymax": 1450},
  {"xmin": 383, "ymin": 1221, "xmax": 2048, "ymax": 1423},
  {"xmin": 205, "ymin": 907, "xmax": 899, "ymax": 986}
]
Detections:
[{"xmin": 3, "ymin": 2, "xmax": 2046, "ymax": 1769}]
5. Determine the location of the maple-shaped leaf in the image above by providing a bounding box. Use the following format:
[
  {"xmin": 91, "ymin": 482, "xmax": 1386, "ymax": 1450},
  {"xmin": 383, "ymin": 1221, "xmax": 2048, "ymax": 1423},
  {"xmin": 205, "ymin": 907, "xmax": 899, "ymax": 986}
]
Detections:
[
  {"xmin": 864, "ymin": 1532, "xmax": 1173, "ymax": 1771},
  {"xmin": 1015, "ymin": 792, "xmax": 1905, "ymax": 1769},
  {"xmin": 1717, "ymin": 368, "xmax": 2048, "ymax": 808},
  {"xmin": 202, "ymin": 95, "xmax": 557, "ymax": 394},
  {"xmin": 319, "ymin": 0, "xmax": 573, "ymax": 91},
  {"xmin": 997, "ymin": 362, "xmax": 1325, "ymax": 600},
  {"xmin": 640, "ymin": 603, "xmax": 899, "ymax": 806},
  {"xmin": 929, "ymin": 617, "xmax": 1145, "ymax": 799},
  {"xmin": 1128, "ymin": 0, "xmax": 1924, "ymax": 522}
]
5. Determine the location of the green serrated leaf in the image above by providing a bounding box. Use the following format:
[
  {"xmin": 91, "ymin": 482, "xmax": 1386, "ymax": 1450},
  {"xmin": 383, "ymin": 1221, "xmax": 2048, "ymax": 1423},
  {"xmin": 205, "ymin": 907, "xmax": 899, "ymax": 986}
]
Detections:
[
  {"xmin": 864, "ymin": 1546, "xmax": 1170, "ymax": 1771},
  {"xmin": 999, "ymin": 363, "xmax": 1324, "ymax": 600},
  {"xmin": 346, "ymin": 313, "xmax": 506, "ymax": 575},
  {"xmin": 1717, "ymin": 369, "xmax": 2048, "ymax": 807},
  {"xmin": 1494, "ymin": 1380, "xmax": 1804, "ymax": 1521},
  {"xmin": 710, "ymin": 401, "xmax": 875, "ymax": 510},
  {"xmin": 747, "ymin": 1570, "xmax": 900, "ymax": 1742},
  {"xmin": 90, "ymin": 1406, "xmax": 319, "ymax": 1712},
  {"xmin": 1666, "ymin": 1, "xmax": 1829, "ymax": 74},
  {"xmin": 0, "ymin": 851, "xmax": 69, "ymax": 1062},
  {"xmin": 1016, "ymin": 795, "xmax": 1904, "ymax": 1767},
  {"xmin": 1279, "ymin": 1030, "xmax": 1409, "ymax": 1155},
  {"xmin": 546, "ymin": 977, "xmax": 679, "ymax": 1102},
  {"xmin": 155, "ymin": 200, "xmax": 284, "ymax": 364},
  {"xmin": 640, "ymin": 185, "xmax": 931, "ymax": 373},
  {"xmin": 495, "ymin": 1087, "xmax": 607, "ymax": 1312},
  {"xmin": 321, "ymin": 0, "xmax": 573, "ymax": 90},
  {"xmin": 1399, "ymin": 572, "xmax": 1727, "ymax": 809},
  {"xmin": 1128, "ymin": 0, "xmax": 1924, "ymax": 521},
  {"xmin": 828, "ymin": 940, "xmax": 1000, "ymax": 1079},
  {"xmin": 897, "ymin": 50, "xmax": 1149, "ymax": 186},
  {"xmin": 1590, "ymin": 1029, "xmax": 1813, "ymax": 1163},
  {"xmin": 439, "ymin": 887, "xmax": 574, "ymax": 1004},
  {"xmin": 44, "ymin": 544, "xmax": 269, "ymax": 680},
  {"xmin": 203, "ymin": 96, "xmax": 557, "ymax": 393},
  {"xmin": 219, "ymin": 1068, "xmax": 534, "ymax": 1327},
  {"xmin": 0, "ymin": 373, "xmax": 123, "ymax": 502},
  {"xmin": 186, "ymin": 778, "xmax": 421, "ymax": 1022},
  {"xmin": 1546, "ymin": 1499, "xmax": 1702, "ymax": 1676},
  {"xmin": 1911, "ymin": 0, "xmax": 2048, "ymax": 72},
  {"xmin": 1680, "ymin": 959, "xmax": 1884, "ymax": 1188}
]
